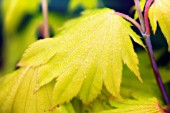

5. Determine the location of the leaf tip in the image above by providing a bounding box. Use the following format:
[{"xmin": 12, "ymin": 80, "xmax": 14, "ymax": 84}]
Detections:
[
  {"xmin": 139, "ymin": 76, "xmax": 143, "ymax": 83},
  {"xmin": 136, "ymin": 72, "xmax": 143, "ymax": 83},
  {"xmin": 49, "ymin": 105, "xmax": 58, "ymax": 111}
]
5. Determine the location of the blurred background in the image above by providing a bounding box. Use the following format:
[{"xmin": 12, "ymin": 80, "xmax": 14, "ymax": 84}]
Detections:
[{"xmin": 0, "ymin": 0, "xmax": 169, "ymax": 77}]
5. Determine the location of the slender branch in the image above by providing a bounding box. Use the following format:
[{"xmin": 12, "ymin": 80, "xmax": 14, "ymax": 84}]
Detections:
[
  {"xmin": 114, "ymin": 12, "xmax": 142, "ymax": 32},
  {"xmin": 145, "ymin": 36, "xmax": 170, "ymax": 107},
  {"xmin": 42, "ymin": 0, "xmax": 49, "ymax": 38},
  {"xmin": 134, "ymin": 0, "xmax": 146, "ymax": 32},
  {"xmin": 144, "ymin": 0, "xmax": 153, "ymax": 35},
  {"xmin": 134, "ymin": 0, "xmax": 170, "ymax": 110}
]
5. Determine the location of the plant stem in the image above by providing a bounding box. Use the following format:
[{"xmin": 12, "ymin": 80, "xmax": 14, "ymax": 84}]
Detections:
[
  {"xmin": 144, "ymin": 0, "xmax": 153, "ymax": 35},
  {"xmin": 134, "ymin": 0, "xmax": 145, "ymax": 32},
  {"xmin": 144, "ymin": 0, "xmax": 170, "ymax": 110},
  {"xmin": 42, "ymin": 0, "xmax": 49, "ymax": 38},
  {"xmin": 145, "ymin": 36, "xmax": 170, "ymax": 107},
  {"xmin": 134, "ymin": 0, "xmax": 170, "ymax": 110},
  {"xmin": 114, "ymin": 12, "xmax": 142, "ymax": 32}
]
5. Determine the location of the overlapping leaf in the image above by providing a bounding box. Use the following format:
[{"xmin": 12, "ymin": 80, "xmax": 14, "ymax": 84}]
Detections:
[
  {"xmin": 72, "ymin": 50, "xmax": 170, "ymax": 113},
  {"xmin": 18, "ymin": 8, "xmax": 144, "ymax": 107},
  {"xmin": 0, "ymin": 51, "xmax": 168, "ymax": 112},
  {"xmin": 0, "ymin": 67, "xmax": 75, "ymax": 113},
  {"xmin": 101, "ymin": 98, "xmax": 166, "ymax": 113},
  {"xmin": 149, "ymin": 0, "xmax": 170, "ymax": 51},
  {"xmin": 100, "ymin": 51, "xmax": 169, "ymax": 113}
]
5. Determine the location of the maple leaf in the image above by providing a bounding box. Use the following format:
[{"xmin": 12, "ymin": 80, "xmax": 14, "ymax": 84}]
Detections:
[
  {"xmin": 18, "ymin": 8, "xmax": 144, "ymax": 107},
  {"xmin": 0, "ymin": 67, "xmax": 76, "ymax": 113},
  {"xmin": 149, "ymin": 0, "xmax": 170, "ymax": 51},
  {"xmin": 101, "ymin": 98, "xmax": 166, "ymax": 113},
  {"xmin": 121, "ymin": 51, "xmax": 162, "ymax": 100},
  {"xmin": 69, "ymin": 0, "xmax": 98, "ymax": 11}
]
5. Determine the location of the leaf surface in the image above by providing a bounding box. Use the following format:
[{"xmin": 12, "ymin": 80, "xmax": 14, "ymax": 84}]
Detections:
[
  {"xmin": 18, "ymin": 8, "xmax": 144, "ymax": 107},
  {"xmin": 120, "ymin": 51, "xmax": 162, "ymax": 99},
  {"xmin": 149, "ymin": 0, "xmax": 170, "ymax": 51},
  {"xmin": 0, "ymin": 67, "xmax": 74, "ymax": 113},
  {"xmin": 101, "ymin": 98, "xmax": 166, "ymax": 113},
  {"xmin": 1, "ymin": 13, "xmax": 67, "ymax": 76}
]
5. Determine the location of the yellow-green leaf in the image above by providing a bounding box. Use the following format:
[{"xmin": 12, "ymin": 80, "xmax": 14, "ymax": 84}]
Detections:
[
  {"xmin": 0, "ymin": 67, "xmax": 74, "ymax": 113},
  {"xmin": 19, "ymin": 8, "xmax": 144, "ymax": 107},
  {"xmin": 149, "ymin": 0, "xmax": 170, "ymax": 51},
  {"xmin": 17, "ymin": 38, "xmax": 59, "ymax": 66},
  {"xmin": 101, "ymin": 98, "xmax": 166, "ymax": 113},
  {"xmin": 1, "ymin": 13, "xmax": 67, "ymax": 76},
  {"xmin": 0, "ymin": 68, "xmax": 24, "ymax": 107},
  {"xmin": 121, "ymin": 51, "xmax": 162, "ymax": 100},
  {"xmin": 69, "ymin": 0, "xmax": 98, "ymax": 11}
]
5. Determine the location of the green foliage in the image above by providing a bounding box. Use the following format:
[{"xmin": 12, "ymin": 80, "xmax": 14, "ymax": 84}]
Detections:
[
  {"xmin": 0, "ymin": 0, "xmax": 170, "ymax": 112},
  {"xmin": 101, "ymin": 98, "xmax": 165, "ymax": 113},
  {"xmin": 0, "ymin": 51, "xmax": 168, "ymax": 113},
  {"xmin": 121, "ymin": 51, "xmax": 163, "ymax": 100},
  {"xmin": 0, "ymin": 67, "xmax": 76, "ymax": 113},
  {"xmin": 69, "ymin": 0, "xmax": 98, "ymax": 11},
  {"xmin": 1, "ymin": 0, "xmax": 67, "ymax": 75},
  {"xmin": 2, "ymin": 0, "xmax": 40, "ymax": 34},
  {"xmin": 149, "ymin": 0, "xmax": 170, "ymax": 51},
  {"xmin": 1, "ymin": 0, "xmax": 40, "ymax": 75},
  {"xmin": 18, "ymin": 8, "xmax": 145, "ymax": 107}
]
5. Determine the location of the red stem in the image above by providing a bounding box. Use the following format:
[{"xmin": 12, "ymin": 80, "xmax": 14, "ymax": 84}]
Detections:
[
  {"xmin": 144, "ymin": 0, "xmax": 153, "ymax": 35},
  {"xmin": 145, "ymin": 36, "xmax": 170, "ymax": 109},
  {"xmin": 114, "ymin": 12, "xmax": 142, "ymax": 32},
  {"xmin": 135, "ymin": 0, "xmax": 170, "ymax": 110}
]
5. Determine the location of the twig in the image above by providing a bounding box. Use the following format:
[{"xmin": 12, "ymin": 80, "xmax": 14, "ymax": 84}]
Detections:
[
  {"xmin": 145, "ymin": 36, "xmax": 170, "ymax": 105},
  {"xmin": 42, "ymin": 0, "xmax": 49, "ymax": 38},
  {"xmin": 134, "ymin": 0, "xmax": 170, "ymax": 110},
  {"xmin": 114, "ymin": 12, "xmax": 142, "ymax": 33},
  {"xmin": 144, "ymin": 0, "xmax": 153, "ymax": 35},
  {"xmin": 134, "ymin": 0, "xmax": 145, "ymax": 32}
]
